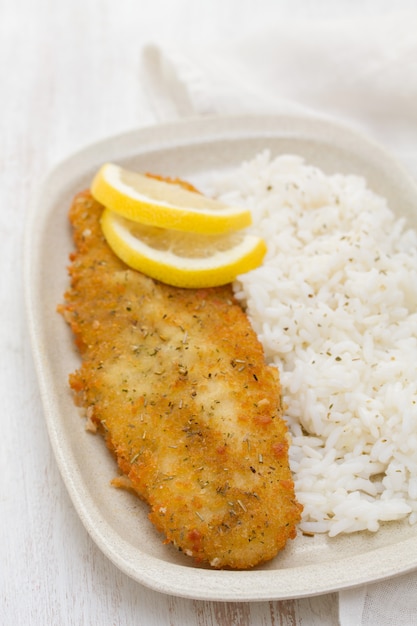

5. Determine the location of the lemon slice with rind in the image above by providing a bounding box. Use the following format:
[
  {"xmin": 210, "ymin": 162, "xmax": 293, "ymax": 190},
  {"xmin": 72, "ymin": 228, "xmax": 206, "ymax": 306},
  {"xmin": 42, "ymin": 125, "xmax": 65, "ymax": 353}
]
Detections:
[
  {"xmin": 91, "ymin": 163, "xmax": 252, "ymax": 234},
  {"xmin": 101, "ymin": 208, "xmax": 266, "ymax": 288}
]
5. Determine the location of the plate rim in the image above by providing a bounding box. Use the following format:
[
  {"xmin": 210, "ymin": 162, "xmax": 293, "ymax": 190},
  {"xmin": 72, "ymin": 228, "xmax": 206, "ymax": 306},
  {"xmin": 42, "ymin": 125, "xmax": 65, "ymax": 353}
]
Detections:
[{"xmin": 24, "ymin": 113, "xmax": 417, "ymax": 601}]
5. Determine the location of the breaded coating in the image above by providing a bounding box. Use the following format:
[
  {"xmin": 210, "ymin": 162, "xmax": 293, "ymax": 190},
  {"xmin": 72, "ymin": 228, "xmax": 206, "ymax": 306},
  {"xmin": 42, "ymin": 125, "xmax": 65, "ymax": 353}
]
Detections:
[{"xmin": 60, "ymin": 190, "xmax": 302, "ymax": 569}]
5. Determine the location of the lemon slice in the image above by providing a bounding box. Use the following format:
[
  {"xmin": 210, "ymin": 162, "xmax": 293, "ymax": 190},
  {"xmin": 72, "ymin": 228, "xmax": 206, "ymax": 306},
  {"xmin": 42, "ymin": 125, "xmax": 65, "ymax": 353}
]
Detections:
[
  {"xmin": 91, "ymin": 163, "xmax": 252, "ymax": 234},
  {"xmin": 101, "ymin": 209, "xmax": 266, "ymax": 288}
]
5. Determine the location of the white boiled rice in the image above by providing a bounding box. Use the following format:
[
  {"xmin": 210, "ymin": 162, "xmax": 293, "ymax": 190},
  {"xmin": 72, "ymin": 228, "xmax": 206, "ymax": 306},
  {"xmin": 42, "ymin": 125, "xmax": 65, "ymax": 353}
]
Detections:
[{"xmin": 213, "ymin": 151, "xmax": 417, "ymax": 536}]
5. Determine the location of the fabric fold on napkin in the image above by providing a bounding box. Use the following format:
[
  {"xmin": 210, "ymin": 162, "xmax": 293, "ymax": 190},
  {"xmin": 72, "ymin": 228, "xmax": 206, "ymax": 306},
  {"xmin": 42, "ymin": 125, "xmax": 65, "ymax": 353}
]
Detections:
[{"xmin": 140, "ymin": 11, "xmax": 417, "ymax": 625}]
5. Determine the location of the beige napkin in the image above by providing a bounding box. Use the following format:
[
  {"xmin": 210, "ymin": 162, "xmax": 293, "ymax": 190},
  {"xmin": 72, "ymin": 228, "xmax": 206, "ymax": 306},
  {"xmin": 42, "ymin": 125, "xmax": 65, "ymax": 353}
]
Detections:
[
  {"xmin": 141, "ymin": 11, "xmax": 417, "ymax": 625},
  {"xmin": 339, "ymin": 573, "xmax": 417, "ymax": 625},
  {"xmin": 142, "ymin": 11, "xmax": 417, "ymax": 180}
]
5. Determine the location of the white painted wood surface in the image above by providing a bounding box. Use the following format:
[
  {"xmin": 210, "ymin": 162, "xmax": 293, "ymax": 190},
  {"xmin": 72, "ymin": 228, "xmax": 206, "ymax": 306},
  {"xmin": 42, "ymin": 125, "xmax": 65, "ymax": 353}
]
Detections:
[{"xmin": 3, "ymin": 0, "xmax": 414, "ymax": 623}]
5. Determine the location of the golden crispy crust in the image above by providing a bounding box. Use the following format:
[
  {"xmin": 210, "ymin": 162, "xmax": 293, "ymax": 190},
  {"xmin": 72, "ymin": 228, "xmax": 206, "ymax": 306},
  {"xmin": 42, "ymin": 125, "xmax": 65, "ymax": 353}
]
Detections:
[{"xmin": 60, "ymin": 189, "xmax": 302, "ymax": 569}]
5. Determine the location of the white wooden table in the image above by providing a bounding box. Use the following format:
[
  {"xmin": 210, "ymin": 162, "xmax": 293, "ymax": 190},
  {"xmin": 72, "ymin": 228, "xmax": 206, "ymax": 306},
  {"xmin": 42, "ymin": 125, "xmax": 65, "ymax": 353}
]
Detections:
[{"xmin": 3, "ymin": 0, "xmax": 413, "ymax": 623}]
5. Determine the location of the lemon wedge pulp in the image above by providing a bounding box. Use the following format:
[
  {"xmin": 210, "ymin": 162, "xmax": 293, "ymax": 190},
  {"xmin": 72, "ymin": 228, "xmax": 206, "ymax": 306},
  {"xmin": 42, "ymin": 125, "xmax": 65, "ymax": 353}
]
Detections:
[
  {"xmin": 100, "ymin": 209, "xmax": 267, "ymax": 289},
  {"xmin": 91, "ymin": 163, "xmax": 252, "ymax": 234}
]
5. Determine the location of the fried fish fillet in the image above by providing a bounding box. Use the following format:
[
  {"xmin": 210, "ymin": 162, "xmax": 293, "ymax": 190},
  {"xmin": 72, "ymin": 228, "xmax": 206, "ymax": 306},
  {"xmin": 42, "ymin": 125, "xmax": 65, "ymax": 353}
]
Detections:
[{"xmin": 60, "ymin": 189, "xmax": 302, "ymax": 569}]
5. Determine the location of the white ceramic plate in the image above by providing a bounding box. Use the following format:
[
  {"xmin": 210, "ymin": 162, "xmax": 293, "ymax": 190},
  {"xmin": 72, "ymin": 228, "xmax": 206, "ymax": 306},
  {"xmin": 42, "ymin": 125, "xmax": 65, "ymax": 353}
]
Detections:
[{"xmin": 25, "ymin": 114, "xmax": 417, "ymax": 601}]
